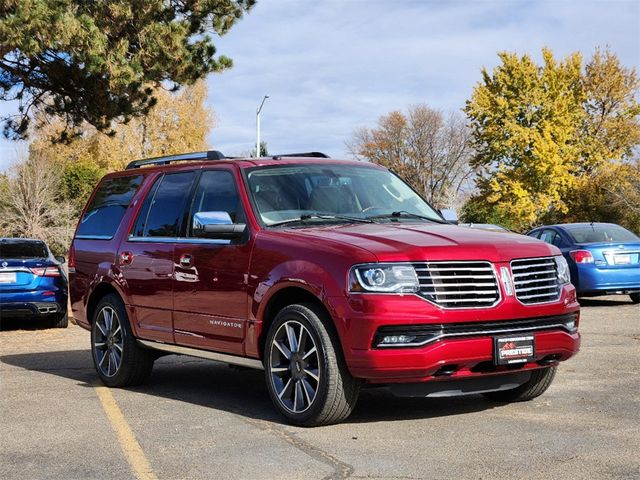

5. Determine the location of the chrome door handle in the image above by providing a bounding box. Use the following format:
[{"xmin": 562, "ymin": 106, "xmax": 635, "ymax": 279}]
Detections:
[{"xmin": 179, "ymin": 254, "xmax": 193, "ymax": 267}]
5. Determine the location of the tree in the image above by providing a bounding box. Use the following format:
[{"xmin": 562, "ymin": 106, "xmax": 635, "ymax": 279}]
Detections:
[
  {"xmin": 464, "ymin": 47, "xmax": 640, "ymax": 231},
  {"xmin": 30, "ymin": 81, "xmax": 212, "ymax": 171},
  {"xmin": 0, "ymin": 153, "xmax": 74, "ymax": 254},
  {"xmin": 347, "ymin": 105, "xmax": 476, "ymax": 209},
  {"xmin": 0, "ymin": 0, "xmax": 254, "ymax": 141}
]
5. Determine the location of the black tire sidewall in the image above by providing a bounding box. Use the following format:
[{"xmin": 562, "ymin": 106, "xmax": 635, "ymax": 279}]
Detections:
[
  {"xmin": 264, "ymin": 305, "xmax": 332, "ymax": 424},
  {"xmin": 90, "ymin": 294, "xmax": 135, "ymax": 387}
]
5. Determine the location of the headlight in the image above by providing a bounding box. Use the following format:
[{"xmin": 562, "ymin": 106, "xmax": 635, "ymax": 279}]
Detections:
[
  {"xmin": 350, "ymin": 264, "xmax": 419, "ymax": 293},
  {"xmin": 554, "ymin": 256, "xmax": 571, "ymax": 284}
]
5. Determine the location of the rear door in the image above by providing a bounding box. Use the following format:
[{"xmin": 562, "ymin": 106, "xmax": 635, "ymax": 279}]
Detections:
[
  {"xmin": 119, "ymin": 170, "xmax": 197, "ymax": 342},
  {"xmin": 172, "ymin": 168, "xmax": 252, "ymax": 355}
]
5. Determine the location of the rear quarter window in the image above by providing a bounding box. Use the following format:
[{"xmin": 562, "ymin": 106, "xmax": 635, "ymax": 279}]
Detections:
[{"xmin": 77, "ymin": 175, "xmax": 143, "ymax": 238}]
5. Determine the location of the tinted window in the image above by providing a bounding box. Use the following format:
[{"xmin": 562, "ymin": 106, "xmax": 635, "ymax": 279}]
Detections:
[
  {"xmin": 189, "ymin": 170, "xmax": 244, "ymax": 233},
  {"xmin": 0, "ymin": 240, "xmax": 48, "ymax": 259},
  {"xmin": 246, "ymin": 164, "xmax": 442, "ymax": 226},
  {"xmin": 566, "ymin": 224, "xmax": 639, "ymax": 243},
  {"xmin": 77, "ymin": 175, "xmax": 143, "ymax": 238},
  {"xmin": 131, "ymin": 177, "xmax": 162, "ymax": 237},
  {"xmin": 143, "ymin": 172, "xmax": 196, "ymax": 237},
  {"xmin": 539, "ymin": 229, "xmax": 562, "ymax": 247}
]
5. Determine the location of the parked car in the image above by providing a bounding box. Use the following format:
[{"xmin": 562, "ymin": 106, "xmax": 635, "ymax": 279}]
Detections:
[
  {"xmin": 69, "ymin": 151, "xmax": 580, "ymax": 426},
  {"xmin": 527, "ymin": 223, "xmax": 640, "ymax": 303},
  {"xmin": 0, "ymin": 238, "xmax": 68, "ymax": 328}
]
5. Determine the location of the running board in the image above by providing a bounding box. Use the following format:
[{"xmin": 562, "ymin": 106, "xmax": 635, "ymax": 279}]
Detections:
[{"xmin": 137, "ymin": 340, "xmax": 264, "ymax": 370}]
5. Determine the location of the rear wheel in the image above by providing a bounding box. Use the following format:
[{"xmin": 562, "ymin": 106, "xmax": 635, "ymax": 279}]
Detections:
[
  {"xmin": 630, "ymin": 293, "xmax": 640, "ymax": 304},
  {"xmin": 264, "ymin": 303, "xmax": 360, "ymax": 426},
  {"xmin": 483, "ymin": 366, "xmax": 556, "ymax": 402},
  {"xmin": 50, "ymin": 311, "xmax": 68, "ymax": 329},
  {"xmin": 91, "ymin": 294, "xmax": 154, "ymax": 387}
]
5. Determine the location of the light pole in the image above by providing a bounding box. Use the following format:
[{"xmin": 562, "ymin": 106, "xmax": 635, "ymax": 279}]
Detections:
[{"xmin": 256, "ymin": 95, "xmax": 269, "ymax": 157}]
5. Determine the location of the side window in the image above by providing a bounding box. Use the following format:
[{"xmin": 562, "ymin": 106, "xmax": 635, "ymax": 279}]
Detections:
[
  {"xmin": 77, "ymin": 175, "xmax": 143, "ymax": 238},
  {"xmin": 142, "ymin": 172, "xmax": 196, "ymax": 238},
  {"xmin": 539, "ymin": 229, "xmax": 561, "ymax": 246},
  {"xmin": 528, "ymin": 230, "xmax": 542, "ymax": 239},
  {"xmin": 189, "ymin": 170, "xmax": 244, "ymax": 234}
]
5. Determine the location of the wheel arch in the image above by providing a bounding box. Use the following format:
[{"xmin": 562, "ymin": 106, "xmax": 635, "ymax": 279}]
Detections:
[
  {"xmin": 86, "ymin": 282, "xmax": 123, "ymax": 325},
  {"xmin": 258, "ymin": 285, "xmax": 343, "ymax": 360}
]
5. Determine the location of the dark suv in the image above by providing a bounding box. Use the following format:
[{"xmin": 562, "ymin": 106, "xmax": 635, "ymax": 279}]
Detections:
[{"xmin": 70, "ymin": 151, "xmax": 580, "ymax": 426}]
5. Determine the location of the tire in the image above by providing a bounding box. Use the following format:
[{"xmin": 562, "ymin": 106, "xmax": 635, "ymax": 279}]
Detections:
[
  {"xmin": 91, "ymin": 293, "xmax": 154, "ymax": 387},
  {"xmin": 264, "ymin": 303, "xmax": 360, "ymax": 426},
  {"xmin": 50, "ymin": 311, "xmax": 69, "ymax": 329},
  {"xmin": 483, "ymin": 366, "xmax": 557, "ymax": 403},
  {"xmin": 630, "ymin": 293, "xmax": 640, "ymax": 304}
]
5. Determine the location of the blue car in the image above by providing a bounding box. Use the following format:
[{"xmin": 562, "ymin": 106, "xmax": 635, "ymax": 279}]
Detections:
[
  {"xmin": 527, "ymin": 223, "xmax": 640, "ymax": 303},
  {"xmin": 0, "ymin": 238, "xmax": 68, "ymax": 328}
]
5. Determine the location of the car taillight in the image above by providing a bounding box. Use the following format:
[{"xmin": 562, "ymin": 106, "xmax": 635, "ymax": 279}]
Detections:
[
  {"xmin": 570, "ymin": 250, "xmax": 594, "ymax": 264},
  {"xmin": 30, "ymin": 267, "xmax": 62, "ymax": 277},
  {"xmin": 68, "ymin": 244, "xmax": 76, "ymax": 269}
]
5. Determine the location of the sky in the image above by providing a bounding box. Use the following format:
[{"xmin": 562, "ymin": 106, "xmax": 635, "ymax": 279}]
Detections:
[{"xmin": 0, "ymin": 0, "xmax": 638, "ymax": 170}]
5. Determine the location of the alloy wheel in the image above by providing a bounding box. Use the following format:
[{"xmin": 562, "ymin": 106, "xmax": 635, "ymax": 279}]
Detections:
[
  {"xmin": 269, "ymin": 320, "xmax": 321, "ymax": 414},
  {"xmin": 93, "ymin": 306, "xmax": 124, "ymax": 378}
]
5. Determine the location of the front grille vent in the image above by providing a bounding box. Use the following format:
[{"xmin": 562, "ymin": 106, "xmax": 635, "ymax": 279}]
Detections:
[
  {"xmin": 411, "ymin": 261, "xmax": 500, "ymax": 308},
  {"xmin": 511, "ymin": 257, "xmax": 560, "ymax": 304}
]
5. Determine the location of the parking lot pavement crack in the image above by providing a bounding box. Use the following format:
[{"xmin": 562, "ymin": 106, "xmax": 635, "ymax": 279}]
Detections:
[{"xmin": 240, "ymin": 418, "xmax": 355, "ymax": 479}]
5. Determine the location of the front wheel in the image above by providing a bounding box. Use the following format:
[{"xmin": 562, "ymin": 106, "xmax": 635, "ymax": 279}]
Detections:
[
  {"xmin": 483, "ymin": 366, "xmax": 557, "ymax": 402},
  {"xmin": 264, "ymin": 303, "xmax": 360, "ymax": 426},
  {"xmin": 630, "ymin": 293, "xmax": 640, "ymax": 304},
  {"xmin": 91, "ymin": 294, "xmax": 154, "ymax": 387}
]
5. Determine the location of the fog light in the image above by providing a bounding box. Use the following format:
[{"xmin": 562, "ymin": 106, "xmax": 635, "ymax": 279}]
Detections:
[{"xmin": 381, "ymin": 335, "xmax": 417, "ymax": 344}]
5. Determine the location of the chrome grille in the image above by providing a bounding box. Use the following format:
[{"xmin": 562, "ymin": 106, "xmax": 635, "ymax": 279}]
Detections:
[
  {"xmin": 511, "ymin": 257, "xmax": 560, "ymax": 304},
  {"xmin": 412, "ymin": 261, "xmax": 500, "ymax": 308}
]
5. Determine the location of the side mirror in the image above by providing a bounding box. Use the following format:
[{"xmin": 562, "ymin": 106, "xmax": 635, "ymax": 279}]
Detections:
[
  {"xmin": 439, "ymin": 208, "xmax": 459, "ymax": 225},
  {"xmin": 192, "ymin": 211, "xmax": 246, "ymax": 239},
  {"xmin": 55, "ymin": 255, "xmax": 66, "ymax": 264}
]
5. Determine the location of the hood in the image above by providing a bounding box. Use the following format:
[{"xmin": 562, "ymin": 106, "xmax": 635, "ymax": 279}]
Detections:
[{"xmin": 284, "ymin": 223, "xmax": 558, "ymax": 263}]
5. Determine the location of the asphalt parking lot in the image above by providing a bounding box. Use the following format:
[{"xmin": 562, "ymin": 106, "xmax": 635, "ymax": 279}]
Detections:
[{"xmin": 1, "ymin": 296, "xmax": 638, "ymax": 480}]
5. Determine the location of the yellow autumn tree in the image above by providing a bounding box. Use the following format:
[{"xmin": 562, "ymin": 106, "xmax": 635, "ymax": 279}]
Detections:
[
  {"xmin": 28, "ymin": 81, "xmax": 213, "ymax": 213},
  {"xmin": 463, "ymin": 48, "xmax": 640, "ymax": 232}
]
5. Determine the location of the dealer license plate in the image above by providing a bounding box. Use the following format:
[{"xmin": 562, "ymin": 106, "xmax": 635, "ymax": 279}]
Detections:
[
  {"xmin": 494, "ymin": 335, "xmax": 535, "ymax": 365},
  {"xmin": 0, "ymin": 272, "xmax": 17, "ymax": 283},
  {"xmin": 614, "ymin": 254, "xmax": 631, "ymax": 265}
]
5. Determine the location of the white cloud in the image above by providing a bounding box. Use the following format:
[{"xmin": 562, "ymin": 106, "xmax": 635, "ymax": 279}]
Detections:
[{"xmin": 1, "ymin": 0, "xmax": 638, "ymax": 169}]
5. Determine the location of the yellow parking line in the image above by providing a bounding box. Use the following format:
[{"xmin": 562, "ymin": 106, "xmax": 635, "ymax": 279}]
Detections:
[{"xmin": 94, "ymin": 384, "xmax": 158, "ymax": 480}]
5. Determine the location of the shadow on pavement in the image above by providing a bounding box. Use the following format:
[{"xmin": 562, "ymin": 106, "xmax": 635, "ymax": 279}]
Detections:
[
  {"xmin": 578, "ymin": 297, "xmax": 636, "ymax": 307},
  {"xmin": 0, "ymin": 317, "xmax": 56, "ymax": 331},
  {"xmin": 1, "ymin": 349, "xmax": 500, "ymax": 425}
]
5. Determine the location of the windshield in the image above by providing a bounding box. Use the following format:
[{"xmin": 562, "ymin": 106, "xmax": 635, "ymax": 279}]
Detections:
[
  {"xmin": 246, "ymin": 163, "xmax": 443, "ymax": 226},
  {"xmin": 566, "ymin": 224, "xmax": 639, "ymax": 243},
  {"xmin": 0, "ymin": 240, "xmax": 48, "ymax": 259}
]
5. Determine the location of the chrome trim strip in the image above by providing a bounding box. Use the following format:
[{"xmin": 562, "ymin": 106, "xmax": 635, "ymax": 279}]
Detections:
[
  {"xmin": 377, "ymin": 322, "xmax": 573, "ymax": 348},
  {"xmin": 127, "ymin": 236, "xmax": 230, "ymax": 245},
  {"xmin": 75, "ymin": 235, "xmax": 113, "ymax": 240},
  {"xmin": 137, "ymin": 339, "xmax": 264, "ymax": 370}
]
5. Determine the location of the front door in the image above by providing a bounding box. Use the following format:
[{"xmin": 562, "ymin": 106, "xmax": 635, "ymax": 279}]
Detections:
[{"xmin": 172, "ymin": 168, "xmax": 253, "ymax": 355}]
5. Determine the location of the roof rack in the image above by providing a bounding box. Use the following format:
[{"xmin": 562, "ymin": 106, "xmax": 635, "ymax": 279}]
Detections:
[
  {"xmin": 271, "ymin": 152, "xmax": 330, "ymax": 159},
  {"xmin": 125, "ymin": 150, "xmax": 225, "ymax": 170}
]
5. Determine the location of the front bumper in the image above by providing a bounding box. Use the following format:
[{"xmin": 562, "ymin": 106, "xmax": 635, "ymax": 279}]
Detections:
[{"xmin": 327, "ymin": 285, "xmax": 580, "ymax": 383}]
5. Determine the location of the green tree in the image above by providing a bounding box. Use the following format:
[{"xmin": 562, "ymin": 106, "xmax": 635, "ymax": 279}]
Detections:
[
  {"xmin": 29, "ymin": 81, "xmax": 213, "ymax": 214},
  {"xmin": 0, "ymin": 0, "xmax": 254, "ymax": 141},
  {"xmin": 464, "ymin": 48, "xmax": 640, "ymax": 231}
]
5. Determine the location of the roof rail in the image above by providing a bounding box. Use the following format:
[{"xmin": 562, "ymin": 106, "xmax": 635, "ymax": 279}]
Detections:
[
  {"xmin": 125, "ymin": 150, "xmax": 225, "ymax": 170},
  {"xmin": 271, "ymin": 152, "xmax": 330, "ymax": 159}
]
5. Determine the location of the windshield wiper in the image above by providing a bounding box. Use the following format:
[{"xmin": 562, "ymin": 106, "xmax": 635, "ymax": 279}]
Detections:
[
  {"xmin": 366, "ymin": 210, "xmax": 447, "ymax": 224},
  {"xmin": 269, "ymin": 213, "xmax": 375, "ymax": 228}
]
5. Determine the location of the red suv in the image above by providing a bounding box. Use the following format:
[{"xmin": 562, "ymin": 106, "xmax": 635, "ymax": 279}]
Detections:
[{"xmin": 69, "ymin": 151, "xmax": 580, "ymax": 426}]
